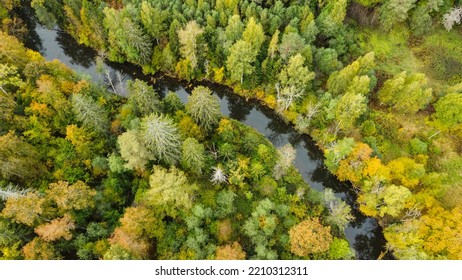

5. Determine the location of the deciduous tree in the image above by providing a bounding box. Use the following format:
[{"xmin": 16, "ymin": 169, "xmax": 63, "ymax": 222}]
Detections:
[
  {"xmin": 216, "ymin": 242, "xmax": 246, "ymax": 260},
  {"xmin": 377, "ymin": 72, "xmax": 432, "ymax": 113},
  {"xmin": 433, "ymin": 93, "xmax": 462, "ymax": 130},
  {"xmin": 0, "ymin": 132, "xmax": 47, "ymax": 183},
  {"xmin": 22, "ymin": 237, "xmax": 58, "ymax": 260},
  {"xmin": 226, "ymin": 40, "xmax": 257, "ymax": 84},
  {"xmin": 46, "ymin": 181, "xmax": 96, "ymax": 212},
  {"xmin": 242, "ymin": 17, "xmax": 265, "ymax": 54},
  {"xmin": 289, "ymin": 218, "xmax": 333, "ymax": 256},
  {"xmin": 34, "ymin": 213, "xmax": 75, "ymax": 241},
  {"xmin": 178, "ymin": 20, "xmax": 205, "ymax": 70},
  {"xmin": 0, "ymin": 63, "xmax": 23, "ymax": 94},
  {"xmin": 142, "ymin": 166, "xmax": 198, "ymax": 217},
  {"xmin": 117, "ymin": 129, "xmax": 151, "ymax": 171},
  {"xmin": 2, "ymin": 191, "xmax": 45, "ymax": 226},
  {"xmin": 276, "ymin": 54, "xmax": 314, "ymax": 111}
]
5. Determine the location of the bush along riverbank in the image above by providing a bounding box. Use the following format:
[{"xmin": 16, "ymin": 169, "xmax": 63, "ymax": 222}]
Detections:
[{"xmin": 4, "ymin": 0, "xmax": 462, "ymax": 259}]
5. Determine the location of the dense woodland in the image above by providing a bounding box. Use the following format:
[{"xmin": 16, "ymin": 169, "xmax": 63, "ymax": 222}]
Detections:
[{"xmin": 1, "ymin": 0, "xmax": 462, "ymax": 259}]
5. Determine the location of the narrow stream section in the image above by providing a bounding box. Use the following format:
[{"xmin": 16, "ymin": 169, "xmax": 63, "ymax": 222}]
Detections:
[{"xmin": 20, "ymin": 9, "xmax": 389, "ymax": 259}]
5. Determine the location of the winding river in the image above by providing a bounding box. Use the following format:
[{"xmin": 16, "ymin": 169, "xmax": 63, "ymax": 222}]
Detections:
[{"xmin": 18, "ymin": 7, "xmax": 389, "ymax": 260}]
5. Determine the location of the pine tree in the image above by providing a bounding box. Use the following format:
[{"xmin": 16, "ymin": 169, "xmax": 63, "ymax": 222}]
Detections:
[
  {"xmin": 186, "ymin": 86, "xmax": 221, "ymax": 131},
  {"xmin": 181, "ymin": 138, "xmax": 206, "ymax": 175},
  {"xmin": 127, "ymin": 79, "xmax": 161, "ymax": 116},
  {"xmin": 140, "ymin": 114, "xmax": 182, "ymax": 165},
  {"xmin": 71, "ymin": 94, "xmax": 109, "ymax": 134}
]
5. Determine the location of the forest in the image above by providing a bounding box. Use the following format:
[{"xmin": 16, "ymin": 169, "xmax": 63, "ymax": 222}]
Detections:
[{"xmin": 1, "ymin": 0, "xmax": 462, "ymax": 260}]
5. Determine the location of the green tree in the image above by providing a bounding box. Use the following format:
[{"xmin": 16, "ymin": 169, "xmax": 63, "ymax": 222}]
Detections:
[
  {"xmin": 327, "ymin": 52, "xmax": 375, "ymax": 96},
  {"xmin": 140, "ymin": 114, "xmax": 182, "ymax": 165},
  {"xmin": 140, "ymin": 1, "xmax": 168, "ymax": 44},
  {"xmin": 380, "ymin": 0, "xmax": 417, "ymax": 31},
  {"xmin": 181, "ymin": 138, "xmax": 206, "ymax": 175},
  {"xmin": 328, "ymin": 238, "xmax": 354, "ymax": 259},
  {"xmin": 433, "ymin": 93, "xmax": 462, "ymax": 130},
  {"xmin": 178, "ymin": 20, "xmax": 205, "ymax": 70},
  {"xmin": 186, "ymin": 86, "xmax": 221, "ymax": 131},
  {"xmin": 162, "ymin": 91, "xmax": 185, "ymax": 115},
  {"xmin": 278, "ymin": 32, "xmax": 305, "ymax": 61},
  {"xmin": 324, "ymin": 137, "xmax": 356, "ymax": 173},
  {"xmin": 316, "ymin": 0, "xmax": 348, "ymax": 37},
  {"xmin": 377, "ymin": 72, "xmax": 432, "ymax": 113},
  {"xmin": 226, "ymin": 40, "xmax": 257, "ymax": 84},
  {"xmin": 358, "ymin": 184, "xmax": 412, "ymax": 218},
  {"xmin": 0, "ymin": 90, "xmax": 15, "ymax": 132},
  {"xmin": 103, "ymin": 6, "xmax": 152, "ymax": 64},
  {"xmin": 71, "ymin": 94, "xmax": 109, "ymax": 134},
  {"xmin": 242, "ymin": 17, "xmax": 265, "ymax": 54},
  {"xmin": 334, "ymin": 82, "xmax": 369, "ymax": 131},
  {"xmin": 141, "ymin": 166, "xmax": 198, "ymax": 217},
  {"xmin": 313, "ymin": 48, "xmax": 342, "ymax": 76},
  {"xmin": 224, "ymin": 14, "xmax": 244, "ymax": 47},
  {"xmin": 0, "ymin": 132, "xmax": 47, "ymax": 183},
  {"xmin": 276, "ymin": 54, "xmax": 315, "ymax": 111},
  {"xmin": 0, "ymin": 63, "xmax": 23, "ymax": 94},
  {"xmin": 127, "ymin": 79, "xmax": 161, "ymax": 116},
  {"xmin": 242, "ymin": 198, "xmax": 286, "ymax": 259},
  {"xmin": 117, "ymin": 129, "xmax": 151, "ymax": 171}
]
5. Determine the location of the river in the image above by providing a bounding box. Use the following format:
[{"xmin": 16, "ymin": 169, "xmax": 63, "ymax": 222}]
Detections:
[{"xmin": 18, "ymin": 7, "xmax": 389, "ymax": 260}]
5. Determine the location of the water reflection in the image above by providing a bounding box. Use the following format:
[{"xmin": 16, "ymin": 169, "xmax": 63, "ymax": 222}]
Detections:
[
  {"xmin": 55, "ymin": 30, "xmax": 96, "ymax": 68},
  {"xmin": 13, "ymin": 4, "xmax": 43, "ymax": 52},
  {"xmin": 20, "ymin": 13, "xmax": 388, "ymax": 259}
]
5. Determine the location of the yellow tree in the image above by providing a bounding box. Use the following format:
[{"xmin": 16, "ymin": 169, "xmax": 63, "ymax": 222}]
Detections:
[
  {"xmin": 387, "ymin": 157, "xmax": 426, "ymax": 189},
  {"xmin": 46, "ymin": 181, "xmax": 96, "ymax": 212},
  {"xmin": 385, "ymin": 206, "xmax": 462, "ymax": 259},
  {"xmin": 2, "ymin": 192, "xmax": 45, "ymax": 226},
  {"xmin": 289, "ymin": 218, "xmax": 333, "ymax": 257},
  {"xmin": 178, "ymin": 20, "xmax": 204, "ymax": 70},
  {"xmin": 336, "ymin": 142, "xmax": 373, "ymax": 183},
  {"xmin": 216, "ymin": 242, "xmax": 246, "ymax": 260}
]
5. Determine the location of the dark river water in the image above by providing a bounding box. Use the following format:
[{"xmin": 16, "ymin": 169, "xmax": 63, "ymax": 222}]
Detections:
[{"xmin": 18, "ymin": 7, "xmax": 389, "ymax": 260}]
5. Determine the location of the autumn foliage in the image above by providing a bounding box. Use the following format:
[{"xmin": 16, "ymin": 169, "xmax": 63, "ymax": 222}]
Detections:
[{"xmin": 289, "ymin": 218, "xmax": 333, "ymax": 257}]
